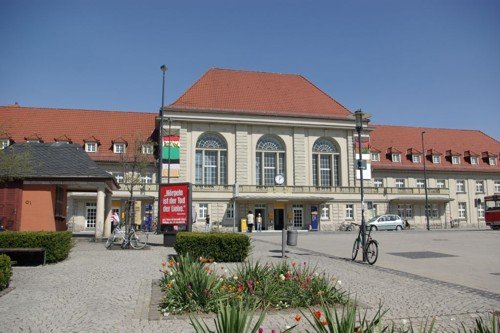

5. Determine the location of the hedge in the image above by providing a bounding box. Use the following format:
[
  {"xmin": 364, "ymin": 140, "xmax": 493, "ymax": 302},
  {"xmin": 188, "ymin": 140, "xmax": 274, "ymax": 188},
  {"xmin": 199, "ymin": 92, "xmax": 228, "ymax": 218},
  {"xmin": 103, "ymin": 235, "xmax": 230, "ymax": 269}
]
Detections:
[
  {"xmin": 0, "ymin": 231, "xmax": 73, "ymax": 263},
  {"xmin": 0, "ymin": 254, "xmax": 12, "ymax": 290},
  {"xmin": 174, "ymin": 232, "xmax": 250, "ymax": 262}
]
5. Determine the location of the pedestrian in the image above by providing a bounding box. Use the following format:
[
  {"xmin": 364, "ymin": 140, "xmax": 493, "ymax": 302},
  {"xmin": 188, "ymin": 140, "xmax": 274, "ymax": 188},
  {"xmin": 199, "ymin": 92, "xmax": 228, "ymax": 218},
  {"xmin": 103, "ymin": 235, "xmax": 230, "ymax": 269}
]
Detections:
[
  {"xmin": 205, "ymin": 215, "xmax": 211, "ymax": 232},
  {"xmin": 246, "ymin": 211, "xmax": 254, "ymax": 233},
  {"xmin": 256, "ymin": 213, "xmax": 262, "ymax": 231}
]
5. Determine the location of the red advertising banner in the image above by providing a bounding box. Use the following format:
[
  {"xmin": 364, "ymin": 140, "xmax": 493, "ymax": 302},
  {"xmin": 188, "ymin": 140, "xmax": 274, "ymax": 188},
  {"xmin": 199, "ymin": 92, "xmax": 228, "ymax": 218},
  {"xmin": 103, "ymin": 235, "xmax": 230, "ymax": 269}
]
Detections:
[{"xmin": 159, "ymin": 183, "xmax": 190, "ymax": 225}]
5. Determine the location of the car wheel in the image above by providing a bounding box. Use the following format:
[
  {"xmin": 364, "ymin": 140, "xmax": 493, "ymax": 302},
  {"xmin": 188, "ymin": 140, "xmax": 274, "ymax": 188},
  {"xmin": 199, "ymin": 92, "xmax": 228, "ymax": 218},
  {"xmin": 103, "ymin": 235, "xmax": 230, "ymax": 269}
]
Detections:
[{"xmin": 396, "ymin": 225, "xmax": 402, "ymax": 231}]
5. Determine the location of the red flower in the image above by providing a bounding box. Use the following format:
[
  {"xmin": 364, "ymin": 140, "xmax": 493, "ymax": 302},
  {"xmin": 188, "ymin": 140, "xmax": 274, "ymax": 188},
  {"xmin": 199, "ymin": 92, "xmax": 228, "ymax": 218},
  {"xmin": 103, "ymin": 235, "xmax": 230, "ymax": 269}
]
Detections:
[
  {"xmin": 314, "ymin": 310, "xmax": 322, "ymax": 319},
  {"xmin": 294, "ymin": 314, "xmax": 302, "ymax": 322},
  {"xmin": 321, "ymin": 319, "xmax": 327, "ymax": 326}
]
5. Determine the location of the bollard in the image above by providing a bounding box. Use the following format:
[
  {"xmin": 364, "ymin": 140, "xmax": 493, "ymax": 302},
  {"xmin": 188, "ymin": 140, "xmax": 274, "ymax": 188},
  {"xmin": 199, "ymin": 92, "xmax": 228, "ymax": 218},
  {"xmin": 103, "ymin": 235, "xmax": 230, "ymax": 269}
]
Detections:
[{"xmin": 281, "ymin": 228, "xmax": 287, "ymax": 258}]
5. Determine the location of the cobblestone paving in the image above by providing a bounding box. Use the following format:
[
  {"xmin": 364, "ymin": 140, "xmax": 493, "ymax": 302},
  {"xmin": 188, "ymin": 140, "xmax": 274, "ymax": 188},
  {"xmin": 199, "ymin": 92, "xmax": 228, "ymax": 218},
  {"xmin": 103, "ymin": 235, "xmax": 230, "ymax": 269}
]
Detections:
[{"xmin": 0, "ymin": 236, "xmax": 498, "ymax": 332}]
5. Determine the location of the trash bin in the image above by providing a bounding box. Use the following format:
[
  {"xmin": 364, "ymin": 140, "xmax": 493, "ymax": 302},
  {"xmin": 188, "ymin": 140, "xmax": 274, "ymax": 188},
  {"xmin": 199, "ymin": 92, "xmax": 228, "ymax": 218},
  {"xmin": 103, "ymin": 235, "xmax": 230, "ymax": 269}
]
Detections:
[
  {"xmin": 240, "ymin": 218, "xmax": 247, "ymax": 233},
  {"xmin": 287, "ymin": 230, "xmax": 298, "ymax": 246}
]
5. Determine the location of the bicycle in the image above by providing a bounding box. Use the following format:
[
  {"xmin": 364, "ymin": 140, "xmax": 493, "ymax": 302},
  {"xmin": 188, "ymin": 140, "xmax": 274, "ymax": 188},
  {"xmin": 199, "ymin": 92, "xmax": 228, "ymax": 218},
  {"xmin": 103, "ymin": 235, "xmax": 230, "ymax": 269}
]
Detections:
[
  {"xmin": 338, "ymin": 221, "xmax": 354, "ymax": 232},
  {"xmin": 105, "ymin": 223, "xmax": 147, "ymax": 250},
  {"xmin": 351, "ymin": 222, "xmax": 379, "ymax": 265}
]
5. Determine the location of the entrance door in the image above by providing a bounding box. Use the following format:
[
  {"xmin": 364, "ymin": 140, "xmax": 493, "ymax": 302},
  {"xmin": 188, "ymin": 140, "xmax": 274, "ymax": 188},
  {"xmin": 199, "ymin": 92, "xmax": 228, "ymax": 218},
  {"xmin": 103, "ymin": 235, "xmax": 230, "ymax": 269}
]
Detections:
[{"xmin": 274, "ymin": 209, "xmax": 284, "ymax": 230}]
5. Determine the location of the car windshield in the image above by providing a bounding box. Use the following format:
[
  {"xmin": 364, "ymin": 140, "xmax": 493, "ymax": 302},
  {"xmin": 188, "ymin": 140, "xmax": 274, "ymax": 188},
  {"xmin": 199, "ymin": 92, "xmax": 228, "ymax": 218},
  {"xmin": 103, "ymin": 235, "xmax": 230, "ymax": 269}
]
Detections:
[{"xmin": 368, "ymin": 216, "xmax": 379, "ymax": 223}]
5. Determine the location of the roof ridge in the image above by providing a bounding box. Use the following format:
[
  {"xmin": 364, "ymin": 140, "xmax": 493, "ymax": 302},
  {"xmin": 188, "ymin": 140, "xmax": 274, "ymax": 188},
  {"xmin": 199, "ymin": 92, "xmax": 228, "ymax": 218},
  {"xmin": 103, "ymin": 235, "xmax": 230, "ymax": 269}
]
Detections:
[
  {"xmin": 0, "ymin": 105, "xmax": 156, "ymax": 115},
  {"xmin": 208, "ymin": 67, "xmax": 303, "ymax": 77}
]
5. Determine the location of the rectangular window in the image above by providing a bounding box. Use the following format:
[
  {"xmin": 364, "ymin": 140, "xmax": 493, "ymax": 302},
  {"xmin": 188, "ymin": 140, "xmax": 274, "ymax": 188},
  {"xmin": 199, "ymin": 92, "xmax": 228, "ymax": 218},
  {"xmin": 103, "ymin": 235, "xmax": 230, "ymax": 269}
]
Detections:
[
  {"xmin": 113, "ymin": 143, "xmax": 125, "ymax": 154},
  {"xmin": 333, "ymin": 155, "xmax": 340, "ymax": 186},
  {"xmin": 320, "ymin": 204, "xmax": 329, "ymax": 220},
  {"xmin": 412, "ymin": 155, "xmax": 421, "ymax": 163},
  {"xmin": 436, "ymin": 179, "xmax": 446, "ymax": 189},
  {"xmin": 54, "ymin": 186, "xmax": 65, "ymax": 218},
  {"xmin": 395, "ymin": 179, "xmax": 405, "ymax": 188},
  {"xmin": 470, "ymin": 156, "xmax": 478, "ymax": 165},
  {"xmin": 142, "ymin": 144, "xmax": 153, "ymax": 155},
  {"xmin": 219, "ymin": 151, "xmax": 227, "ymax": 185},
  {"xmin": 458, "ymin": 202, "xmax": 467, "ymax": 219},
  {"xmin": 373, "ymin": 178, "xmax": 383, "ymax": 188},
  {"xmin": 490, "ymin": 157, "xmax": 497, "ymax": 166},
  {"xmin": 475, "ymin": 181, "xmax": 484, "ymax": 193},
  {"xmin": 416, "ymin": 179, "xmax": 425, "ymax": 188},
  {"xmin": 292, "ymin": 204, "xmax": 303, "ymax": 228},
  {"xmin": 397, "ymin": 204, "xmax": 413, "ymax": 219},
  {"xmin": 85, "ymin": 202, "xmax": 97, "ymax": 229},
  {"xmin": 452, "ymin": 156, "xmax": 460, "ymax": 165},
  {"xmin": 263, "ymin": 152, "xmax": 277, "ymax": 186},
  {"xmin": 495, "ymin": 181, "xmax": 500, "ymax": 193},
  {"xmin": 319, "ymin": 155, "xmax": 332, "ymax": 187},
  {"xmin": 456, "ymin": 180, "xmax": 465, "ymax": 193},
  {"xmin": 141, "ymin": 172, "xmax": 153, "ymax": 184},
  {"xmin": 204, "ymin": 151, "xmax": 217, "ymax": 185},
  {"xmin": 392, "ymin": 154, "xmax": 401, "ymax": 162},
  {"xmin": 199, "ymin": 203, "xmax": 208, "ymax": 219},
  {"xmin": 345, "ymin": 204, "xmax": 354, "ymax": 219},
  {"xmin": 85, "ymin": 142, "xmax": 97, "ymax": 153},
  {"xmin": 0, "ymin": 139, "xmax": 9, "ymax": 149},
  {"xmin": 112, "ymin": 172, "xmax": 124, "ymax": 183},
  {"xmin": 226, "ymin": 202, "xmax": 234, "ymax": 219},
  {"xmin": 371, "ymin": 153, "xmax": 380, "ymax": 161},
  {"xmin": 432, "ymin": 155, "xmax": 441, "ymax": 164},
  {"xmin": 478, "ymin": 203, "xmax": 485, "ymax": 218},
  {"xmin": 430, "ymin": 204, "xmax": 439, "ymax": 219},
  {"xmin": 195, "ymin": 151, "xmax": 203, "ymax": 184}
]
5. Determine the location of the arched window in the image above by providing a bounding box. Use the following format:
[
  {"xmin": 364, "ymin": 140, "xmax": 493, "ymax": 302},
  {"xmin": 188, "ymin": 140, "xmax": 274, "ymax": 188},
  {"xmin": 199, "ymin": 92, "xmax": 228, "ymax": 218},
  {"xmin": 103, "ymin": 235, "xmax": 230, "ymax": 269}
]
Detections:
[
  {"xmin": 312, "ymin": 138, "xmax": 340, "ymax": 186},
  {"xmin": 195, "ymin": 133, "xmax": 227, "ymax": 185},
  {"xmin": 256, "ymin": 136, "xmax": 285, "ymax": 185}
]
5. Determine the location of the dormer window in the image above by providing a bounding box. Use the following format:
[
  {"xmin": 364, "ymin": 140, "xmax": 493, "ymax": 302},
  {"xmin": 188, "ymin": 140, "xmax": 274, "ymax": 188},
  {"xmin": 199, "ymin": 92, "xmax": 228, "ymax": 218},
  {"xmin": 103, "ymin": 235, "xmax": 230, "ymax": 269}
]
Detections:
[
  {"xmin": 432, "ymin": 155, "xmax": 441, "ymax": 164},
  {"xmin": 452, "ymin": 156, "xmax": 460, "ymax": 165},
  {"xmin": 85, "ymin": 142, "xmax": 98, "ymax": 153},
  {"xmin": 392, "ymin": 153, "xmax": 401, "ymax": 162},
  {"xmin": 142, "ymin": 144, "xmax": 154, "ymax": 155},
  {"xmin": 371, "ymin": 152, "xmax": 380, "ymax": 161},
  {"xmin": 489, "ymin": 157, "xmax": 497, "ymax": 166},
  {"xmin": 114, "ymin": 143, "xmax": 126, "ymax": 154},
  {"xmin": 470, "ymin": 156, "xmax": 479, "ymax": 165},
  {"xmin": 0, "ymin": 139, "xmax": 10, "ymax": 149},
  {"xmin": 412, "ymin": 155, "xmax": 421, "ymax": 163}
]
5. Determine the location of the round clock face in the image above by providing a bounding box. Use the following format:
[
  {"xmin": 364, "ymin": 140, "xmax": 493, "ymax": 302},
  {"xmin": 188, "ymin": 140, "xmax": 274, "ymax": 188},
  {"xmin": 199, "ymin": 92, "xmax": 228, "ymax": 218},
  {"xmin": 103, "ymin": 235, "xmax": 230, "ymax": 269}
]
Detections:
[{"xmin": 275, "ymin": 174, "xmax": 285, "ymax": 185}]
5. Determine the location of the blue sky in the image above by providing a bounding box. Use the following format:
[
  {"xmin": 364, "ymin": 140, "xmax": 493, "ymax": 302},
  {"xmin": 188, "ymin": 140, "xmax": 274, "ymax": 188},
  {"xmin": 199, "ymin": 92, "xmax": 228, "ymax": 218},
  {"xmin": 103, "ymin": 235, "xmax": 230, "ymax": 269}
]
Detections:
[{"xmin": 1, "ymin": 0, "xmax": 499, "ymax": 139}]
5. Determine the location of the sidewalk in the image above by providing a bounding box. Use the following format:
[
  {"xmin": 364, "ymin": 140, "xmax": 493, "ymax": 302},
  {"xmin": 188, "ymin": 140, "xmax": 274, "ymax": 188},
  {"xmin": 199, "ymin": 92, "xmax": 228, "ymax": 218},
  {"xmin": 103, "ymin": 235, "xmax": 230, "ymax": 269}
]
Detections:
[{"xmin": 0, "ymin": 231, "xmax": 498, "ymax": 332}]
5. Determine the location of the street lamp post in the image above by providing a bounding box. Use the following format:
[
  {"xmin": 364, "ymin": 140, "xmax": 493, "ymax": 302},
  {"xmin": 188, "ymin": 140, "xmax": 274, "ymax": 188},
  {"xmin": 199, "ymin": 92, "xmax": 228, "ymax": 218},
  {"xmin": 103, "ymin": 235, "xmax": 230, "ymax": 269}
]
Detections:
[
  {"xmin": 157, "ymin": 65, "xmax": 167, "ymax": 234},
  {"xmin": 354, "ymin": 110, "xmax": 369, "ymax": 262},
  {"xmin": 421, "ymin": 131, "xmax": 430, "ymax": 231}
]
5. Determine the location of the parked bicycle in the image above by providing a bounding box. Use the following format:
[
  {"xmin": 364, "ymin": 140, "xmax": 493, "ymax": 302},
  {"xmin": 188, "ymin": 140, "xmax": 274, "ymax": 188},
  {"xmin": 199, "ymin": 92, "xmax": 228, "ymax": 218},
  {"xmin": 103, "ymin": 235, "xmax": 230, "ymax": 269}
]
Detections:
[
  {"xmin": 351, "ymin": 222, "xmax": 379, "ymax": 265},
  {"xmin": 105, "ymin": 223, "xmax": 147, "ymax": 250},
  {"xmin": 338, "ymin": 221, "xmax": 354, "ymax": 232}
]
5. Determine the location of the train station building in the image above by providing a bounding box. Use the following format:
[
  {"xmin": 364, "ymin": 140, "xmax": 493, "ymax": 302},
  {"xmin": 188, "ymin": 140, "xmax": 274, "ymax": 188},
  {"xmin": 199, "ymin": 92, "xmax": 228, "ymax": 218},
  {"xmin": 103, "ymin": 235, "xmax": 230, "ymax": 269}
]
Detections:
[{"xmin": 1, "ymin": 68, "xmax": 499, "ymax": 237}]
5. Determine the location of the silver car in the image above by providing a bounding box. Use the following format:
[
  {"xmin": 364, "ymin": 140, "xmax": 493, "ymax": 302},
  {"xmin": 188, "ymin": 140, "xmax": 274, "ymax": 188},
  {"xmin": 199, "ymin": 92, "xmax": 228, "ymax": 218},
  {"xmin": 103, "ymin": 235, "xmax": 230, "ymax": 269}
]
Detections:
[{"xmin": 367, "ymin": 214, "xmax": 404, "ymax": 231}]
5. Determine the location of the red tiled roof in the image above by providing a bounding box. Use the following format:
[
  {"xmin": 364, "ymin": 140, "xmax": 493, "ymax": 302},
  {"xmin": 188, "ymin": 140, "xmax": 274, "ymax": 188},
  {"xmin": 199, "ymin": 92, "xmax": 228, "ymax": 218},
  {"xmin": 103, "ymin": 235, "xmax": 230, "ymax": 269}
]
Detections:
[
  {"xmin": 370, "ymin": 125, "xmax": 500, "ymax": 172},
  {"xmin": 169, "ymin": 68, "xmax": 352, "ymax": 119},
  {"xmin": 0, "ymin": 105, "xmax": 157, "ymax": 162}
]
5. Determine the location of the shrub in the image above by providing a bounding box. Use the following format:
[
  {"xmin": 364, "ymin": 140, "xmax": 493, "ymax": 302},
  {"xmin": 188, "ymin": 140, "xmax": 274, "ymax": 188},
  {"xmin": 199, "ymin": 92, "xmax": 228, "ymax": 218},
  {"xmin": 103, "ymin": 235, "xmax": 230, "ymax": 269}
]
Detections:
[
  {"xmin": 0, "ymin": 231, "xmax": 73, "ymax": 263},
  {"xmin": 174, "ymin": 232, "xmax": 250, "ymax": 262},
  {"xmin": 159, "ymin": 255, "xmax": 346, "ymax": 315},
  {"xmin": 0, "ymin": 254, "xmax": 12, "ymax": 290}
]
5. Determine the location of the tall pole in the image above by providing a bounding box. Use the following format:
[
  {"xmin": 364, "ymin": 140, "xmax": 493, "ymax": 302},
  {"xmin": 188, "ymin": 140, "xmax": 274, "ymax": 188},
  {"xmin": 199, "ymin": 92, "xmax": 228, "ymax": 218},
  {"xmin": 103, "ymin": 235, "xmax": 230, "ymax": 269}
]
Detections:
[
  {"xmin": 355, "ymin": 110, "xmax": 367, "ymax": 263},
  {"xmin": 421, "ymin": 131, "xmax": 430, "ymax": 230},
  {"xmin": 157, "ymin": 65, "xmax": 167, "ymax": 234}
]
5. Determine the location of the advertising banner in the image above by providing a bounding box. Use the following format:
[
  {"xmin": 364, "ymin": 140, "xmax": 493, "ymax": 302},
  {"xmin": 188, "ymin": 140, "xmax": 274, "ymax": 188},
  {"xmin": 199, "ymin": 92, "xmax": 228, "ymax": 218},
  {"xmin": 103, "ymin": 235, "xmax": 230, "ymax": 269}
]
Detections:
[
  {"xmin": 159, "ymin": 183, "xmax": 191, "ymax": 226},
  {"xmin": 162, "ymin": 135, "xmax": 180, "ymax": 179}
]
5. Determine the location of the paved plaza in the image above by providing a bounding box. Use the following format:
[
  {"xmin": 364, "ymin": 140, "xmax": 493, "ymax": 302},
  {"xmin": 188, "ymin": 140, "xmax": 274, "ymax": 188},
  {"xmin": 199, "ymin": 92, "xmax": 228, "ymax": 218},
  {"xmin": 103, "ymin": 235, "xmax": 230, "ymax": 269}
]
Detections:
[{"xmin": 0, "ymin": 229, "xmax": 499, "ymax": 332}]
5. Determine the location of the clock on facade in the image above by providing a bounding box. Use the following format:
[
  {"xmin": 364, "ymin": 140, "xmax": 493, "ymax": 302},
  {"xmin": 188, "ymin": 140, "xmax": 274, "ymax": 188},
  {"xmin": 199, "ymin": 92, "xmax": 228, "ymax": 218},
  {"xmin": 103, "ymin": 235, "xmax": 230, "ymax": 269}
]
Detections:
[{"xmin": 275, "ymin": 174, "xmax": 285, "ymax": 185}]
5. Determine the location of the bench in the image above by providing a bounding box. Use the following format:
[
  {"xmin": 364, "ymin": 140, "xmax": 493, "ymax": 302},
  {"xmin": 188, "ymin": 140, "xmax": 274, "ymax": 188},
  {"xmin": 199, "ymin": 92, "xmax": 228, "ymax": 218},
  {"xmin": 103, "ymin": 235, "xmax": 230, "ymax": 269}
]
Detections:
[{"xmin": 0, "ymin": 248, "xmax": 46, "ymax": 266}]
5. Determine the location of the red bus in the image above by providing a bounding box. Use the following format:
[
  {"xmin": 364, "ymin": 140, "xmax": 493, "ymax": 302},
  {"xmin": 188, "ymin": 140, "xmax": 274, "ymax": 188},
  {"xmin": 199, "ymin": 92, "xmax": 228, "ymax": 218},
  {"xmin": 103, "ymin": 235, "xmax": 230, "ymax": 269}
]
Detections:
[{"xmin": 484, "ymin": 195, "xmax": 500, "ymax": 230}]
